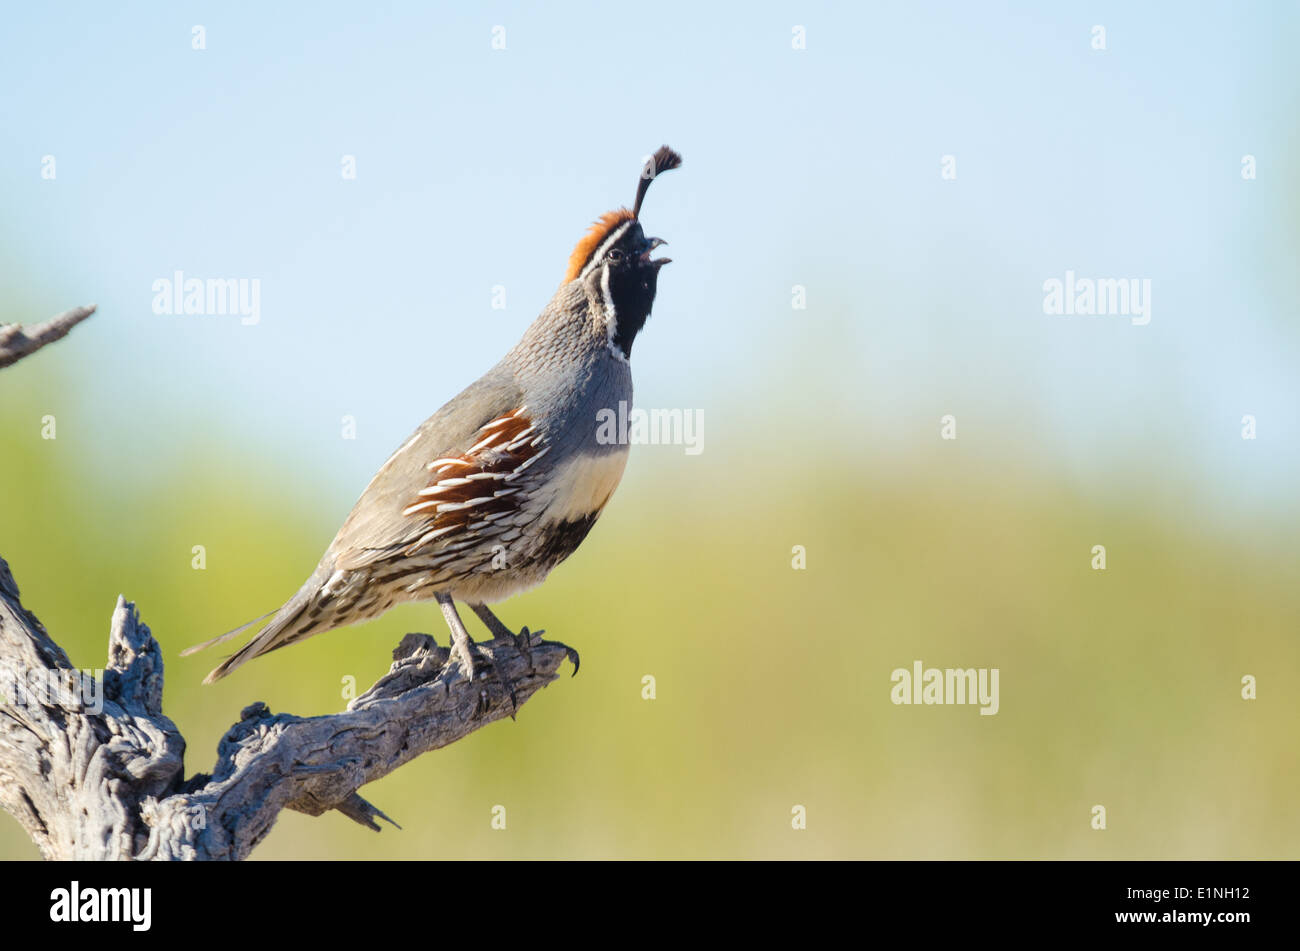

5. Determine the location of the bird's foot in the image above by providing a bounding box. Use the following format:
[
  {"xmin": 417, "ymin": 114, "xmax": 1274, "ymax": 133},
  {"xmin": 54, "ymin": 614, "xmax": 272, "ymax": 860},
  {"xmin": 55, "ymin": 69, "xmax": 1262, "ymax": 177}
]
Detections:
[
  {"xmin": 473, "ymin": 639, "xmax": 520, "ymax": 717},
  {"xmin": 446, "ymin": 633, "xmax": 514, "ymax": 718},
  {"xmin": 514, "ymin": 626, "xmax": 541, "ymax": 668},
  {"xmin": 511, "ymin": 626, "xmax": 578, "ymax": 676},
  {"xmin": 447, "ymin": 628, "xmax": 478, "ymax": 683}
]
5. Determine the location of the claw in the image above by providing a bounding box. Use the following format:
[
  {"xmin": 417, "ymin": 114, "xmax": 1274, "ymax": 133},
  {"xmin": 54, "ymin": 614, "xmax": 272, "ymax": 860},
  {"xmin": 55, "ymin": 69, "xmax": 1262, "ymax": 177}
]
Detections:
[
  {"xmin": 514, "ymin": 626, "xmax": 540, "ymax": 669},
  {"xmin": 474, "ymin": 641, "xmax": 519, "ymax": 716}
]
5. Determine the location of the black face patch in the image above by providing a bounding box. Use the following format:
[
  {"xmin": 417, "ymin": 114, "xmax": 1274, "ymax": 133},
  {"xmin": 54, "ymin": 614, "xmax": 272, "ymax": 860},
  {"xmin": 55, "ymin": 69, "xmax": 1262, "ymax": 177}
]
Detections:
[{"xmin": 600, "ymin": 222, "xmax": 661, "ymax": 359}]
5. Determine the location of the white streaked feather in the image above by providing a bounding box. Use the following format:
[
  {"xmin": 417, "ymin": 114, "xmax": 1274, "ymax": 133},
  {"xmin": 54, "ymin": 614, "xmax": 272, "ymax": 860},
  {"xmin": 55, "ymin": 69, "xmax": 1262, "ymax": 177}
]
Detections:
[
  {"xmin": 410, "ymin": 525, "xmax": 457, "ymax": 548},
  {"xmin": 428, "ymin": 456, "xmax": 468, "ymax": 471}
]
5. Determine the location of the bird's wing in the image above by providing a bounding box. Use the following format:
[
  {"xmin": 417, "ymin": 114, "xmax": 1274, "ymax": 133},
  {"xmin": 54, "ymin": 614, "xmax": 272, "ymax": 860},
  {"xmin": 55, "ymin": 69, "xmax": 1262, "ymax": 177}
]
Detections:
[
  {"xmin": 329, "ymin": 370, "xmax": 532, "ymax": 570},
  {"xmin": 186, "ymin": 370, "xmax": 533, "ymax": 682}
]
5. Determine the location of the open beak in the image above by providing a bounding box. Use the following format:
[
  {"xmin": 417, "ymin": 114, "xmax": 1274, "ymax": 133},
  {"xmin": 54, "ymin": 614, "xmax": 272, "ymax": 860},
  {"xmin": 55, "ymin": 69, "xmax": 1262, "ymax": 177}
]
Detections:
[{"xmin": 639, "ymin": 236, "xmax": 670, "ymax": 268}]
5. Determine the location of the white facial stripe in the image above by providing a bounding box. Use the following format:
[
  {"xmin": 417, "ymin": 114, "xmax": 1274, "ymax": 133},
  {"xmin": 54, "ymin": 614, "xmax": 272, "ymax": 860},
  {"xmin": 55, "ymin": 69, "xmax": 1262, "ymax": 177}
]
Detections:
[
  {"xmin": 600, "ymin": 265, "xmax": 629, "ymax": 364},
  {"xmin": 579, "ymin": 221, "xmax": 633, "ymax": 282}
]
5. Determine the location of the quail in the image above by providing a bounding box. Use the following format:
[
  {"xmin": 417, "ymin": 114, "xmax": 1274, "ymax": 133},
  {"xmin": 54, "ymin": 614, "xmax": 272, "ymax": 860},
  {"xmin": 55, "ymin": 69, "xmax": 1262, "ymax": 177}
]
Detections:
[{"xmin": 183, "ymin": 146, "xmax": 682, "ymax": 689}]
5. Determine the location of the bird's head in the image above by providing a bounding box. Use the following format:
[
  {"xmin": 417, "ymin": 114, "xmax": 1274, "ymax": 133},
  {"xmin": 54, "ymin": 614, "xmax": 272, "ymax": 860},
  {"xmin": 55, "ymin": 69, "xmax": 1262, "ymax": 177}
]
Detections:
[{"xmin": 563, "ymin": 146, "xmax": 682, "ymax": 360}]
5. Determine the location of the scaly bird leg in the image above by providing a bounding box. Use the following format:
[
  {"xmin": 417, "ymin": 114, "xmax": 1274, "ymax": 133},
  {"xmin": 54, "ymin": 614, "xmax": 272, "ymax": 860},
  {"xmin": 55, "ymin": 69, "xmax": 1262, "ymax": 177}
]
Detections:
[
  {"xmin": 470, "ymin": 602, "xmax": 579, "ymax": 678},
  {"xmin": 438, "ymin": 594, "xmax": 517, "ymax": 714},
  {"xmin": 471, "ymin": 602, "xmax": 540, "ymax": 670},
  {"xmin": 436, "ymin": 592, "xmax": 477, "ymax": 682}
]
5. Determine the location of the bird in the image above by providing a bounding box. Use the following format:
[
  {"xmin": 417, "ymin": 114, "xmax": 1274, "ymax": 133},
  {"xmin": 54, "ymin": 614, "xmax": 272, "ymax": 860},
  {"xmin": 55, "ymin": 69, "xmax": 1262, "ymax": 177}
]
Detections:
[{"xmin": 183, "ymin": 146, "xmax": 682, "ymax": 690}]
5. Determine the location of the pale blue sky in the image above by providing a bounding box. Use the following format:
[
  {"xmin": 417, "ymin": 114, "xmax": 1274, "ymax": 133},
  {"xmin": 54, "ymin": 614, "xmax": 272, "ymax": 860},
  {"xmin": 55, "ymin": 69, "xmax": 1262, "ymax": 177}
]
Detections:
[{"xmin": 2, "ymin": 1, "xmax": 1296, "ymax": 523}]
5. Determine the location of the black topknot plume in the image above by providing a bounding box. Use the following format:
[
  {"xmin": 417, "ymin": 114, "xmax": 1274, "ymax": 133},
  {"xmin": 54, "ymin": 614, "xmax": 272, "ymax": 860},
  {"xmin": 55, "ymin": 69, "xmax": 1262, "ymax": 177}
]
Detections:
[{"xmin": 633, "ymin": 146, "xmax": 683, "ymax": 218}]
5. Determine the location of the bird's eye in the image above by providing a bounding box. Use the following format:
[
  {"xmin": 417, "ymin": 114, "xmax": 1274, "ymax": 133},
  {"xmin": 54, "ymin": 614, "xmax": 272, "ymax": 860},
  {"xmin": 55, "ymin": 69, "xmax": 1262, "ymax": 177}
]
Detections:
[{"xmin": 607, "ymin": 248, "xmax": 623, "ymax": 262}]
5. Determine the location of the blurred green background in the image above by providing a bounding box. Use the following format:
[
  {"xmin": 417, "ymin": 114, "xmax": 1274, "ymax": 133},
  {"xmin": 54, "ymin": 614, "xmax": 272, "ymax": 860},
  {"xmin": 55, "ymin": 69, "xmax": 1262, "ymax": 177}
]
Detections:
[
  {"xmin": 2, "ymin": 2, "xmax": 1298, "ymax": 858},
  {"xmin": 3, "ymin": 359, "xmax": 1297, "ymax": 859}
]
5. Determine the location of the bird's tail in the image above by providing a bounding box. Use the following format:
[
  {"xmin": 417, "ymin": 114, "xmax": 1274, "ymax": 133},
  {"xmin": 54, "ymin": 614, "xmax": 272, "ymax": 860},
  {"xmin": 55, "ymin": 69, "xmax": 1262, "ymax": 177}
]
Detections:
[
  {"xmin": 182, "ymin": 566, "xmax": 331, "ymax": 684},
  {"xmin": 179, "ymin": 612, "xmax": 275, "ymax": 657}
]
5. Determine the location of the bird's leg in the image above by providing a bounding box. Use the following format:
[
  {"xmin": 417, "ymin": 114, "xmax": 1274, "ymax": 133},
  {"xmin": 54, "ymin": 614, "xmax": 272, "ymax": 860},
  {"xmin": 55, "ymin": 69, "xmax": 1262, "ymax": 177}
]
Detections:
[
  {"xmin": 470, "ymin": 602, "xmax": 542, "ymax": 660},
  {"xmin": 438, "ymin": 594, "xmax": 517, "ymax": 714},
  {"xmin": 470, "ymin": 601, "xmax": 515, "ymax": 639},
  {"xmin": 470, "ymin": 602, "xmax": 579, "ymax": 678},
  {"xmin": 436, "ymin": 593, "xmax": 478, "ymax": 683}
]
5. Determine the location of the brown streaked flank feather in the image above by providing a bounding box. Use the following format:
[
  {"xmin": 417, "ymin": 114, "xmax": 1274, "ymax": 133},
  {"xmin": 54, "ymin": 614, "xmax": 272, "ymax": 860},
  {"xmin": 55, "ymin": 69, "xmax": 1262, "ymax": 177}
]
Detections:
[
  {"xmin": 562, "ymin": 209, "xmax": 635, "ymax": 283},
  {"xmin": 401, "ymin": 408, "xmax": 546, "ymax": 554}
]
